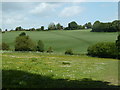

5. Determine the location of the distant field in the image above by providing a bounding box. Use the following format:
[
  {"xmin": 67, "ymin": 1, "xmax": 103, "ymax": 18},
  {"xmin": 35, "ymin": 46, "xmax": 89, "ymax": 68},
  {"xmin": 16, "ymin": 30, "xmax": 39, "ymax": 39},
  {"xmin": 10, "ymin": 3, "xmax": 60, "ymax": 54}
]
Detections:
[
  {"xmin": 2, "ymin": 30, "xmax": 118, "ymax": 54},
  {"xmin": 2, "ymin": 52, "xmax": 119, "ymax": 88}
]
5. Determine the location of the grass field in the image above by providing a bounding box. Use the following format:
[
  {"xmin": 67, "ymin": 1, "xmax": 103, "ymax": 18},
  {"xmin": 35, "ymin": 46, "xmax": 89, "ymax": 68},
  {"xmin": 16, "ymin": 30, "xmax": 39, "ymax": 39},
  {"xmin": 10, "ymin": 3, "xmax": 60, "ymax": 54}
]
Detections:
[
  {"xmin": 2, "ymin": 52, "xmax": 120, "ymax": 88},
  {"xmin": 2, "ymin": 30, "xmax": 118, "ymax": 54},
  {"xmin": 2, "ymin": 30, "xmax": 120, "ymax": 88}
]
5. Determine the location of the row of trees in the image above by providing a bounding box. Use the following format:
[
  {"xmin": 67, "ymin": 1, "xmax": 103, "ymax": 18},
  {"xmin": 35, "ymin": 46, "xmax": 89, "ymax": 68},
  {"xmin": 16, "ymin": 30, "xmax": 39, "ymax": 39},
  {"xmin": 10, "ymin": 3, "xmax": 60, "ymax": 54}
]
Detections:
[
  {"xmin": 91, "ymin": 20, "xmax": 120, "ymax": 32},
  {"xmin": 1, "ymin": 21, "xmax": 93, "ymax": 32}
]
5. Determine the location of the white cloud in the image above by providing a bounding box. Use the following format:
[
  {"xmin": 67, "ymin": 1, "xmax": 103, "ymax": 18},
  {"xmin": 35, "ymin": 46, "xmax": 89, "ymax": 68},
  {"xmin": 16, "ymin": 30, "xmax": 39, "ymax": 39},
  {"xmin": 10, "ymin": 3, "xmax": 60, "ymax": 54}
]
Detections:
[
  {"xmin": 60, "ymin": 6, "xmax": 83, "ymax": 17},
  {"xmin": 3, "ymin": 14, "xmax": 27, "ymax": 24},
  {"xmin": 30, "ymin": 3, "xmax": 60, "ymax": 16}
]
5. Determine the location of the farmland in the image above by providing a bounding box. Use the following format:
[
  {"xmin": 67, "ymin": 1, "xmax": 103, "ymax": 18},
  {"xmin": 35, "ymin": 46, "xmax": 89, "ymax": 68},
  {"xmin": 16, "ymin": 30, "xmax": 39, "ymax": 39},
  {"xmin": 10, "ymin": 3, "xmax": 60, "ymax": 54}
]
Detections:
[{"xmin": 2, "ymin": 29, "xmax": 118, "ymax": 54}]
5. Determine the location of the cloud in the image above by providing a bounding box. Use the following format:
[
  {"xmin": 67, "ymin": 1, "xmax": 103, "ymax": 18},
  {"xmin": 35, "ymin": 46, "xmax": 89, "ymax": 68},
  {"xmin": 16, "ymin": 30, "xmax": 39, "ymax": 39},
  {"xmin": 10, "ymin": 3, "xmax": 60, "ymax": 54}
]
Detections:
[
  {"xmin": 59, "ymin": 6, "xmax": 83, "ymax": 17},
  {"xmin": 3, "ymin": 14, "xmax": 27, "ymax": 25},
  {"xmin": 30, "ymin": 3, "xmax": 60, "ymax": 16}
]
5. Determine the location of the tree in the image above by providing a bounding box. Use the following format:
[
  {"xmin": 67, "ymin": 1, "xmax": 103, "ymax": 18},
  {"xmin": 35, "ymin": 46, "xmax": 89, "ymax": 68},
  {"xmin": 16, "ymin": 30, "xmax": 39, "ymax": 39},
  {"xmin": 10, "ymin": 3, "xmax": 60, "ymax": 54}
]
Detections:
[
  {"xmin": 48, "ymin": 23, "xmax": 56, "ymax": 30},
  {"xmin": 0, "ymin": 42, "xmax": 9, "ymax": 50},
  {"xmin": 0, "ymin": 28, "xmax": 2, "ymax": 32},
  {"xmin": 85, "ymin": 22, "xmax": 92, "ymax": 29},
  {"xmin": 15, "ymin": 32, "xmax": 35, "ymax": 51},
  {"xmin": 47, "ymin": 46, "xmax": 53, "ymax": 53},
  {"xmin": 68, "ymin": 21, "xmax": 78, "ymax": 30},
  {"xmin": 29, "ymin": 28, "xmax": 36, "ymax": 31},
  {"xmin": 41, "ymin": 26, "xmax": 44, "ymax": 31},
  {"xmin": 56, "ymin": 23, "xmax": 62, "ymax": 30},
  {"xmin": 19, "ymin": 32, "xmax": 26, "ymax": 36},
  {"xmin": 116, "ymin": 34, "xmax": 120, "ymax": 59},
  {"xmin": 36, "ymin": 40, "xmax": 44, "ymax": 52},
  {"xmin": 92, "ymin": 21, "xmax": 101, "ymax": 32},
  {"xmin": 15, "ymin": 26, "xmax": 23, "ymax": 31},
  {"xmin": 5, "ymin": 29, "xmax": 8, "ymax": 32}
]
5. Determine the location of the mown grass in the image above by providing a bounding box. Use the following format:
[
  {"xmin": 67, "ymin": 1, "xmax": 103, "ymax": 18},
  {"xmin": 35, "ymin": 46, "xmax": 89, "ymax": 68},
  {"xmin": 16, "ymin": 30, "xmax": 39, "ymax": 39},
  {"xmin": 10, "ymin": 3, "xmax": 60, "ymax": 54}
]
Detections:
[
  {"xmin": 2, "ymin": 52, "xmax": 120, "ymax": 88},
  {"xmin": 2, "ymin": 30, "xmax": 118, "ymax": 54}
]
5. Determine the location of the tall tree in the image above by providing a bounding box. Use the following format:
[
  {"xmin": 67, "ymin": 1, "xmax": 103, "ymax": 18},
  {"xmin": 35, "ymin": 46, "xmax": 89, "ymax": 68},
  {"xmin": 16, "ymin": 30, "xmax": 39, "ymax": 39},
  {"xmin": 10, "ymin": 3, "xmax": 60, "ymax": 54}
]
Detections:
[
  {"xmin": 48, "ymin": 23, "xmax": 56, "ymax": 30},
  {"xmin": 68, "ymin": 21, "xmax": 78, "ymax": 30},
  {"xmin": 56, "ymin": 23, "xmax": 62, "ymax": 30},
  {"xmin": 41, "ymin": 26, "xmax": 44, "ymax": 31}
]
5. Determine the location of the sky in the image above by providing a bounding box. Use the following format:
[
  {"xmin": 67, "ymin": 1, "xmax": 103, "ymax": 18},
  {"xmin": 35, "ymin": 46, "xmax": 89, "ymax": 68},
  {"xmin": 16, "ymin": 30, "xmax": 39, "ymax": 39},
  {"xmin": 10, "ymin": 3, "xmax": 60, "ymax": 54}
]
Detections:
[{"xmin": 1, "ymin": 2, "xmax": 118, "ymax": 30}]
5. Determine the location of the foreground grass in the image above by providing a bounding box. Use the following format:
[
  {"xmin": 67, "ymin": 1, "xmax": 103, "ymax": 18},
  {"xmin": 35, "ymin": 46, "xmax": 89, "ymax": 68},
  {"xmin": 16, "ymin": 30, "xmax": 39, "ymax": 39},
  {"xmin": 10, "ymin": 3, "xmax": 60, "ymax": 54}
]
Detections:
[
  {"xmin": 2, "ymin": 52, "xmax": 120, "ymax": 88},
  {"xmin": 2, "ymin": 30, "xmax": 118, "ymax": 53}
]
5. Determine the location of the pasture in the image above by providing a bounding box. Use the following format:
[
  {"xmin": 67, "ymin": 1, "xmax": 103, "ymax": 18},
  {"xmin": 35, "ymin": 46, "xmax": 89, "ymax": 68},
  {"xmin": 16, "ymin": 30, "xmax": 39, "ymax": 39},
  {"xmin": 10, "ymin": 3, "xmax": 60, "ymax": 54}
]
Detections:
[
  {"xmin": 2, "ymin": 30, "xmax": 118, "ymax": 54},
  {"xmin": 2, "ymin": 30, "xmax": 119, "ymax": 88},
  {"xmin": 2, "ymin": 52, "xmax": 120, "ymax": 88}
]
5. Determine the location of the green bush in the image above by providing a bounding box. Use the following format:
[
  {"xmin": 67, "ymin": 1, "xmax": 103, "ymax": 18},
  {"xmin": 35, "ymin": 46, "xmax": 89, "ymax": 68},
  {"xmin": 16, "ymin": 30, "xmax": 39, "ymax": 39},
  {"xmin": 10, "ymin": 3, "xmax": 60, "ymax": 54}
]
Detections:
[
  {"xmin": 87, "ymin": 42, "xmax": 118, "ymax": 58},
  {"xmin": 0, "ymin": 42, "xmax": 10, "ymax": 50},
  {"xmin": 47, "ymin": 47, "xmax": 53, "ymax": 53},
  {"xmin": 65, "ymin": 49, "xmax": 73, "ymax": 55},
  {"xmin": 15, "ymin": 32, "xmax": 35, "ymax": 51},
  {"xmin": 36, "ymin": 40, "xmax": 44, "ymax": 52}
]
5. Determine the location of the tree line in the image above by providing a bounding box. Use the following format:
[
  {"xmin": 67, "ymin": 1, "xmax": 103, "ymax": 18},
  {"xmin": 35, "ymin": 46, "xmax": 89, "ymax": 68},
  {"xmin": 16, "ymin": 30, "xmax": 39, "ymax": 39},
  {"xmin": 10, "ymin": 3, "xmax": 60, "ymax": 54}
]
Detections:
[
  {"xmin": 91, "ymin": 20, "xmax": 120, "ymax": 32},
  {"xmin": 1, "ymin": 20, "xmax": 119, "ymax": 32}
]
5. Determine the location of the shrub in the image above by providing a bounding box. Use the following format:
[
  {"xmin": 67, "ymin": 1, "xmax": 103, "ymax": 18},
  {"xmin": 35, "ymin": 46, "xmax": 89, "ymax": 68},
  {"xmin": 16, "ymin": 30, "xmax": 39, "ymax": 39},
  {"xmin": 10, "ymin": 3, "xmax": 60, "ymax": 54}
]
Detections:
[
  {"xmin": 19, "ymin": 32, "xmax": 26, "ymax": 36},
  {"xmin": 116, "ymin": 34, "xmax": 120, "ymax": 59},
  {"xmin": 36, "ymin": 40, "xmax": 44, "ymax": 52},
  {"xmin": 65, "ymin": 49, "xmax": 73, "ymax": 55},
  {"xmin": 47, "ymin": 47, "xmax": 53, "ymax": 53},
  {"xmin": 87, "ymin": 42, "xmax": 118, "ymax": 58},
  {"xmin": 0, "ymin": 42, "xmax": 9, "ymax": 50},
  {"xmin": 15, "ymin": 32, "xmax": 35, "ymax": 51}
]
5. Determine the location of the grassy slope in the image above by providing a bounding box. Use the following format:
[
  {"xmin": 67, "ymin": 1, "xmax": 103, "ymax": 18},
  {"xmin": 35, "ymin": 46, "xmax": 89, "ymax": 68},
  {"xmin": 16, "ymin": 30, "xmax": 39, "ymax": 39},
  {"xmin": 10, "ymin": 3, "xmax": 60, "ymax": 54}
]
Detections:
[
  {"xmin": 2, "ymin": 52, "xmax": 119, "ymax": 88},
  {"xmin": 2, "ymin": 30, "xmax": 118, "ymax": 54}
]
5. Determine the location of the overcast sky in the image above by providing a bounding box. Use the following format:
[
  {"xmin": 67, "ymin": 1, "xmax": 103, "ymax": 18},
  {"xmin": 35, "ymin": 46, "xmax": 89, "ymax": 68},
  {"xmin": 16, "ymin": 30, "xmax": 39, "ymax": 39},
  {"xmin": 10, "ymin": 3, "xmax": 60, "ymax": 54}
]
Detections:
[{"xmin": 1, "ymin": 2, "xmax": 118, "ymax": 30}]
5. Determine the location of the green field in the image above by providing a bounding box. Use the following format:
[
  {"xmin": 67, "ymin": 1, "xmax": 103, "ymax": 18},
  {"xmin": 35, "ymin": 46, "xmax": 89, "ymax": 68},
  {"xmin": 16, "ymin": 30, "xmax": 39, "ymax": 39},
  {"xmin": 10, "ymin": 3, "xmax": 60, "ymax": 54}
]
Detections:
[
  {"xmin": 2, "ymin": 30, "xmax": 118, "ymax": 54},
  {"xmin": 2, "ymin": 52, "xmax": 119, "ymax": 88},
  {"xmin": 2, "ymin": 30, "xmax": 120, "ymax": 88}
]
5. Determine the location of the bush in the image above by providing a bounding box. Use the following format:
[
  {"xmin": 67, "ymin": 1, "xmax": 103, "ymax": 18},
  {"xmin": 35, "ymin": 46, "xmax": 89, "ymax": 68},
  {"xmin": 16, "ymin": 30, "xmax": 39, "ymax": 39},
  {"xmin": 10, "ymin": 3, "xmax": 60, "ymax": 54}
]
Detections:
[
  {"xmin": 47, "ymin": 47, "xmax": 53, "ymax": 53},
  {"xmin": 15, "ymin": 32, "xmax": 35, "ymax": 51},
  {"xmin": 87, "ymin": 42, "xmax": 118, "ymax": 58},
  {"xmin": 116, "ymin": 34, "xmax": 120, "ymax": 59},
  {"xmin": 65, "ymin": 49, "xmax": 73, "ymax": 55},
  {"xmin": 0, "ymin": 42, "xmax": 9, "ymax": 50},
  {"xmin": 36, "ymin": 40, "xmax": 44, "ymax": 52}
]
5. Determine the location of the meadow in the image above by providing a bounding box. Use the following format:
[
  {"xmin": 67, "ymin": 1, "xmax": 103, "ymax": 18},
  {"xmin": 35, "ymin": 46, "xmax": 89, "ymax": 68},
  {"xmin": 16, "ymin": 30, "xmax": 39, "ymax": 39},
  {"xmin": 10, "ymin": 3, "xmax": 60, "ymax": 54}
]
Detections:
[
  {"xmin": 2, "ymin": 30, "xmax": 120, "ymax": 88},
  {"xmin": 2, "ymin": 29, "xmax": 118, "ymax": 54},
  {"xmin": 2, "ymin": 52, "xmax": 120, "ymax": 88}
]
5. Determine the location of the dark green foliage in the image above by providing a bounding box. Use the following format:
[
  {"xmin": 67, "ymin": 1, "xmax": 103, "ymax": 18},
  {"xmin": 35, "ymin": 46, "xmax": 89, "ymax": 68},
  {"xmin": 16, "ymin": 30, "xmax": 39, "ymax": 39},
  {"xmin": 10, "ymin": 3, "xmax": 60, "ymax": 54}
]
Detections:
[
  {"xmin": 65, "ymin": 49, "xmax": 73, "ymax": 55},
  {"xmin": 68, "ymin": 21, "xmax": 78, "ymax": 30},
  {"xmin": 41, "ymin": 26, "xmax": 44, "ymax": 31},
  {"xmin": 15, "ymin": 32, "xmax": 35, "ymax": 51},
  {"xmin": 87, "ymin": 42, "xmax": 118, "ymax": 58},
  {"xmin": 29, "ymin": 28, "xmax": 36, "ymax": 31},
  {"xmin": 36, "ymin": 28, "xmax": 41, "ymax": 31},
  {"xmin": 56, "ymin": 23, "xmax": 63, "ymax": 30},
  {"xmin": 91, "ymin": 20, "xmax": 120, "ymax": 32},
  {"xmin": 47, "ymin": 47, "xmax": 53, "ymax": 53},
  {"xmin": 116, "ymin": 34, "xmax": 120, "ymax": 59},
  {"xmin": 0, "ymin": 28, "xmax": 2, "ymax": 32},
  {"xmin": 84, "ymin": 22, "xmax": 92, "ymax": 29},
  {"xmin": 19, "ymin": 32, "xmax": 26, "ymax": 36},
  {"xmin": 48, "ymin": 23, "xmax": 56, "ymax": 30},
  {"xmin": 15, "ymin": 26, "xmax": 23, "ymax": 31},
  {"xmin": 0, "ymin": 42, "xmax": 9, "ymax": 50},
  {"xmin": 62, "ymin": 61, "xmax": 71, "ymax": 65},
  {"xmin": 36, "ymin": 40, "xmax": 44, "ymax": 52}
]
